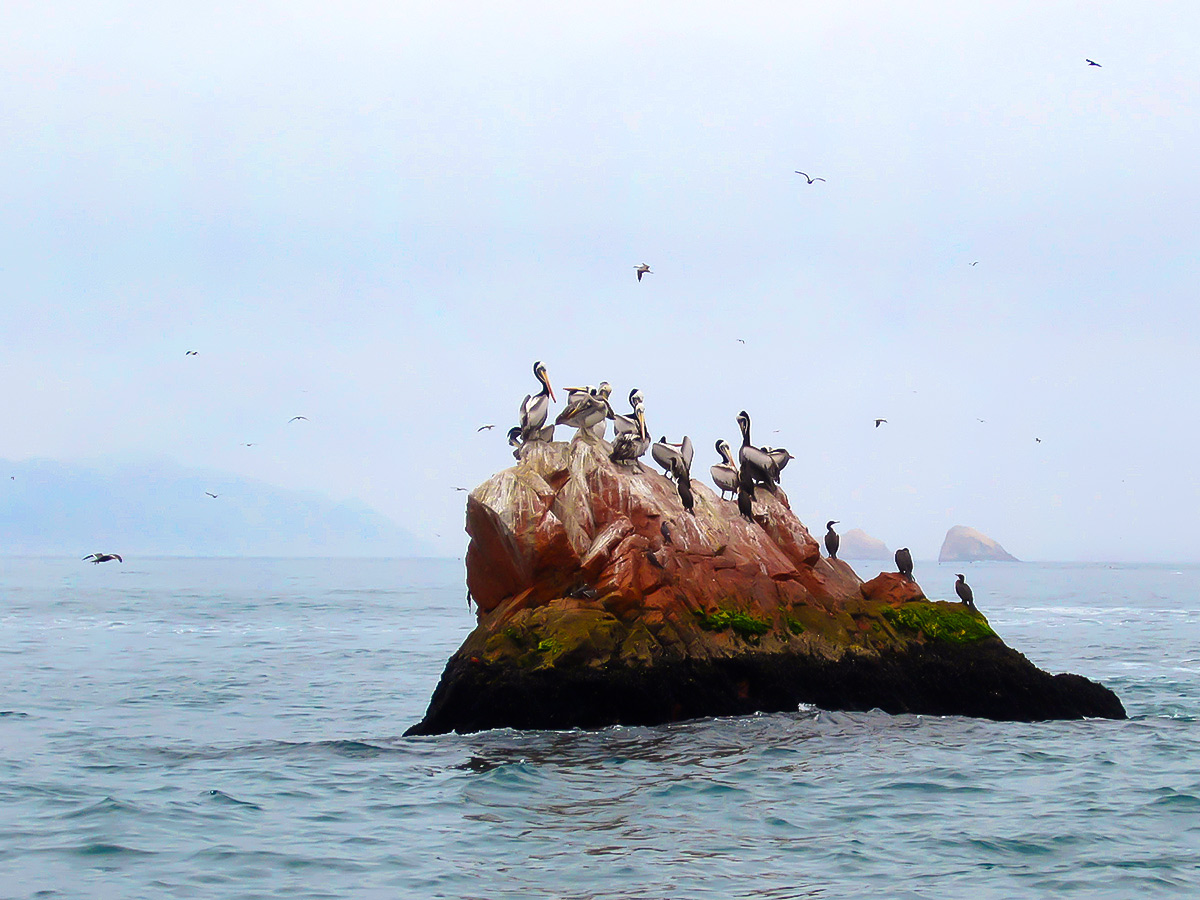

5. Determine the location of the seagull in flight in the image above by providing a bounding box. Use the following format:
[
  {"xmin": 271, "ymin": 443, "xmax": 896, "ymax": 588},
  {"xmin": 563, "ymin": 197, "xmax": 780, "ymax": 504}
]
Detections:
[
  {"xmin": 634, "ymin": 263, "xmax": 652, "ymax": 282},
  {"xmin": 288, "ymin": 416, "xmax": 308, "ymax": 423},
  {"xmin": 875, "ymin": 418, "xmax": 887, "ymax": 428},
  {"xmin": 794, "ymin": 171, "xmax": 825, "ymax": 184},
  {"xmin": 83, "ymin": 553, "xmax": 123, "ymax": 564},
  {"xmin": 477, "ymin": 424, "xmax": 495, "ymax": 432},
  {"xmin": 1086, "ymin": 59, "xmax": 1102, "ymax": 67},
  {"xmin": 205, "ymin": 491, "xmax": 218, "ymax": 498}
]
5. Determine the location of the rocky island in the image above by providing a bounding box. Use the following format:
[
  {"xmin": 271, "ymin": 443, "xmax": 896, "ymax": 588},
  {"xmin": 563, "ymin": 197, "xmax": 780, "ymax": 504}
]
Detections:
[
  {"xmin": 939, "ymin": 525, "xmax": 1019, "ymax": 562},
  {"xmin": 839, "ymin": 527, "xmax": 891, "ymax": 560},
  {"xmin": 408, "ymin": 440, "xmax": 1123, "ymax": 735}
]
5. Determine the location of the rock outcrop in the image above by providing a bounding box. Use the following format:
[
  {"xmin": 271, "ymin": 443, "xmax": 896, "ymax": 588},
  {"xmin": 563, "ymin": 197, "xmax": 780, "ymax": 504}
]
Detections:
[
  {"xmin": 939, "ymin": 525, "xmax": 1019, "ymax": 562},
  {"xmin": 839, "ymin": 527, "xmax": 890, "ymax": 560},
  {"xmin": 408, "ymin": 440, "xmax": 1122, "ymax": 735}
]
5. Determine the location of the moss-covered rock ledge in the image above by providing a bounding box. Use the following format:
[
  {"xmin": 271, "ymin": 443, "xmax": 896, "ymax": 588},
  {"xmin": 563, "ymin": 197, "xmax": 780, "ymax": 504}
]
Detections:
[{"xmin": 407, "ymin": 440, "xmax": 1124, "ymax": 735}]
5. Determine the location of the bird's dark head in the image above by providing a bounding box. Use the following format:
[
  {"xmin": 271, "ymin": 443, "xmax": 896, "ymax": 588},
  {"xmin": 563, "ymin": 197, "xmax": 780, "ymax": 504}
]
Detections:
[
  {"xmin": 956, "ymin": 573, "xmax": 965, "ymax": 581},
  {"xmin": 826, "ymin": 520, "xmax": 838, "ymax": 529},
  {"xmin": 507, "ymin": 426, "xmax": 522, "ymax": 446},
  {"xmin": 629, "ymin": 388, "xmax": 642, "ymax": 406},
  {"xmin": 736, "ymin": 411, "xmax": 750, "ymax": 433},
  {"xmin": 533, "ymin": 361, "xmax": 554, "ymax": 401}
]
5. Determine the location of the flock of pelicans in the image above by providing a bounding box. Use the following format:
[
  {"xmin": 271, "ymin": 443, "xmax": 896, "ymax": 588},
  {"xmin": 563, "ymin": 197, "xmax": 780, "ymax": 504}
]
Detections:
[{"xmin": 507, "ymin": 360, "xmax": 980, "ymax": 610}]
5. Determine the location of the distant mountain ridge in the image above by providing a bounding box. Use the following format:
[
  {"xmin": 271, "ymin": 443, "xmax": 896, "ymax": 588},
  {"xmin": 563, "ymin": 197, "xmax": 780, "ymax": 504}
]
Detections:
[{"xmin": 0, "ymin": 457, "xmax": 434, "ymax": 557}]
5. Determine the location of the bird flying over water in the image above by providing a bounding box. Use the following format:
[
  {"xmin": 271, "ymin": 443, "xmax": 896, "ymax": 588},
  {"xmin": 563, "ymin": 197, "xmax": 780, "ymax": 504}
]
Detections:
[
  {"xmin": 634, "ymin": 263, "xmax": 652, "ymax": 282},
  {"xmin": 83, "ymin": 553, "xmax": 123, "ymax": 564},
  {"xmin": 1086, "ymin": 59, "xmax": 1101, "ymax": 67},
  {"xmin": 794, "ymin": 171, "xmax": 825, "ymax": 184}
]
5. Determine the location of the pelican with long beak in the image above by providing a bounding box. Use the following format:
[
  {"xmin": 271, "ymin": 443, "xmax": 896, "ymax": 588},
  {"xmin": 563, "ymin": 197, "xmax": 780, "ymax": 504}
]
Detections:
[
  {"xmin": 556, "ymin": 381, "xmax": 611, "ymax": 439},
  {"xmin": 736, "ymin": 410, "xmax": 780, "ymax": 491},
  {"xmin": 611, "ymin": 389, "xmax": 645, "ymax": 438},
  {"xmin": 710, "ymin": 439, "xmax": 739, "ymax": 500},
  {"xmin": 519, "ymin": 361, "xmax": 555, "ymax": 443},
  {"xmin": 610, "ymin": 404, "xmax": 648, "ymax": 465}
]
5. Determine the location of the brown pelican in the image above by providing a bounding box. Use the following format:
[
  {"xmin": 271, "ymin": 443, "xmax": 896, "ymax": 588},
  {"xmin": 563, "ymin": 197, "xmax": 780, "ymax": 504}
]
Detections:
[
  {"xmin": 519, "ymin": 361, "xmax": 555, "ymax": 443},
  {"xmin": 955, "ymin": 574, "xmax": 976, "ymax": 609},
  {"xmin": 556, "ymin": 382, "xmax": 611, "ymax": 438},
  {"xmin": 83, "ymin": 553, "xmax": 123, "ymax": 564},
  {"xmin": 671, "ymin": 457, "xmax": 694, "ymax": 513},
  {"xmin": 634, "ymin": 263, "xmax": 652, "ymax": 282},
  {"xmin": 794, "ymin": 171, "xmax": 826, "ymax": 184},
  {"xmin": 824, "ymin": 521, "xmax": 839, "ymax": 560},
  {"xmin": 895, "ymin": 547, "xmax": 914, "ymax": 581},
  {"xmin": 651, "ymin": 437, "xmax": 684, "ymax": 479},
  {"xmin": 610, "ymin": 405, "xmax": 648, "ymax": 465},
  {"xmin": 736, "ymin": 411, "xmax": 780, "ymax": 491},
  {"xmin": 764, "ymin": 447, "xmax": 794, "ymax": 472},
  {"xmin": 710, "ymin": 440, "xmax": 739, "ymax": 500},
  {"xmin": 611, "ymin": 389, "xmax": 645, "ymax": 438}
]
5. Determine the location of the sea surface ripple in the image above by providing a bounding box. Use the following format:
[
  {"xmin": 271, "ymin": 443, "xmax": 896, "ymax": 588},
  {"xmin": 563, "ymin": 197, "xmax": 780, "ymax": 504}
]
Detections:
[{"xmin": 1, "ymin": 557, "xmax": 1198, "ymax": 899}]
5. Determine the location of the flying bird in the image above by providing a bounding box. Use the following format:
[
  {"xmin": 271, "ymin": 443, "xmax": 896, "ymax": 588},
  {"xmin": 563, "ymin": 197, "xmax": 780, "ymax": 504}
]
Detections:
[
  {"xmin": 737, "ymin": 339, "xmax": 745, "ymax": 344},
  {"xmin": 970, "ymin": 261, "xmax": 979, "ymax": 266},
  {"xmin": 1086, "ymin": 59, "xmax": 1101, "ymax": 67},
  {"xmin": 875, "ymin": 418, "xmax": 887, "ymax": 428},
  {"xmin": 1035, "ymin": 437, "xmax": 1042, "ymax": 443},
  {"xmin": 794, "ymin": 171, "xmax": 826, "ymax": 184},
  {"xmin": 83, "ymin": 553, "xmax": 123, "ymax": 564},
  {"xmin": 454, "ymin": 487, "xmax": 468, "ymax": 492},
  {"xmin": 477, "ymin": 424, "xmax": 495, "ymax": 432},
  {"xmin": 205, "ymin": 492, "xmax": 218, "ymax": 498},
  {"xmin": 242, "ymin": 443, "xmax": 255, "ymax": 447},
  {"xmin": 634, "ymin": 263, "xmax": 652, "ymax": 282},
  {"xmin": 185, "ymin": 350, "xmax": 198, "ymax": 356},
  {"xmin": 288, "ymin": 416, "xmax": 308, "ymax": 423}
]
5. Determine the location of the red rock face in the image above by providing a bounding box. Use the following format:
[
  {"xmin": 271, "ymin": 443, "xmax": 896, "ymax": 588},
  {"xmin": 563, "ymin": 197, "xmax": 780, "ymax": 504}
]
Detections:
[{"xmin": 464, "ymin": 438, "xmax": 882, "ymax": 629}]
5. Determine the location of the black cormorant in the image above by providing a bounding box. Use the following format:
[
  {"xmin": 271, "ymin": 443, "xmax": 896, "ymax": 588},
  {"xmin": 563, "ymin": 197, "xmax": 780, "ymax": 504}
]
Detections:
[
  {"xmin": 955, "ymin": 574, "xmax": 976, "ymax": 609},
  {"xmin": 737, "ymin": 486, "xmax": 754, "ymax": 521},
  {"xmin": 825, "ymin": 521, "xmax": 840, "ymax": 560},
  {"xmin": 895, "ymin": 547, "xmax": 913, "ymax": 581}
]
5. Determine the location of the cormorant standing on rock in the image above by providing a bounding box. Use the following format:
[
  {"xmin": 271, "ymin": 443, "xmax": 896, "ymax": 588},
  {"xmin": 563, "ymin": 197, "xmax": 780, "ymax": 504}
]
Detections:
[
  {"xmin": 737, "ymin": 486, "xmax": 754, "ymax": 522},
  {"xmin": 824, "ymin": 521, "xmax": 840, "ymax": 560},
  {"xmin": 895, "ymin": 547, "xmax": 913, "ymax": 581},
  {"xmin": 672, "ymin": 458, "xmax": 694, "ymax": 514},
  {"xmin": 955, "ymin": 574, "xmax": 976, "ymax": 609}
]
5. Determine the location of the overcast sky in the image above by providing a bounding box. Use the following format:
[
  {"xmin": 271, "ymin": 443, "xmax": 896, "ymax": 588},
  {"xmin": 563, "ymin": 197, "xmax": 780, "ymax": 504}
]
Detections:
[{"xmin": 2, "ymin": 1, "xmax": 1197, "ymax": 561}]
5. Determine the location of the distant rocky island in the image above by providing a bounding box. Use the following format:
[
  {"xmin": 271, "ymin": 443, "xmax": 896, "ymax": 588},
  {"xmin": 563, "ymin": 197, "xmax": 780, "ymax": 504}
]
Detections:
[
  {"xmin": 408, "ymin": 440, "xmax": 1122, "ymax": 735},
  {"xmin": 938, "ymin": 525, "xmax": 1019, "ymax": 563},
  {"xmin": 839, "ymin": 528, "xmax": 890, "ymax": 560}
]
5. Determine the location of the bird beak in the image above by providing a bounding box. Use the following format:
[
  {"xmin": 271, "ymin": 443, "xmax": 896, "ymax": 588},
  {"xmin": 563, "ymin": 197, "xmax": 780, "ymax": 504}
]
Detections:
[
  {"xmin": 636, "ymin": 407, "xmax": 646, "ymax": 438},
  {"xmin": 544, "ymin": 372, "xmax": 555, "ymax": 402}
]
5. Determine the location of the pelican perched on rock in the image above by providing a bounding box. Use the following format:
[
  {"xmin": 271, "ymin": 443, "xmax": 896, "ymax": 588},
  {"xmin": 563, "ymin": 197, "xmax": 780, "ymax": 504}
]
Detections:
[
  {"xmin": 824, "ymin": 521, "xmax": 840, "ymax": 560},
  {"xmin": 507, "ymin": 426, "xmax": 524, "ymax": 460},
  {"xmin": 611, "ymin": 389, "xmax": 645, "ymax": 438},
  {"xmin": 736, "ymin": 410, "xmax": 780, "ymax": 492},
  {"xmin": 610, "ymin": 404, "xmax": 649, "ymax": 466},
  {"xmin": 519, "ymin": 361, "xmax": 555, "ymax": 444},
  {"xmin": 895, "ymin": 547, "xmax": 914, "ymax": 581},
  {"xmin": 710, "ymin": 440, "xmax": 739, "ymax": 500},
  {"xmin": 652, "ymin": 436, "xmax": 692, "ymax": 481},
  {"xmin": 955, "ymin": 574, "xmax": 976, "ymax": 609},
  {"xmin": 556, "ymin": 382, "xmax": 611, "ymax": 439},
  {"xmin": 83, "ymin": 553, "xmax": 123, "ymax": 564}
]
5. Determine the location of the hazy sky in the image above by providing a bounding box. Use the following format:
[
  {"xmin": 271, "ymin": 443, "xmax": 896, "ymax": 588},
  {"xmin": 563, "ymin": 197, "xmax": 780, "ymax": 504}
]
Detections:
[{"xmin": 2, "ymin": 2, "xmax": 1198, "ymax": 561}]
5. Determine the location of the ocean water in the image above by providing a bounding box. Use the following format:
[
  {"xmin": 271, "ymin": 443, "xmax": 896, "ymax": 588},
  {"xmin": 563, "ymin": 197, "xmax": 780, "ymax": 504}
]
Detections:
[{"xmin": 1, "ymin": 556, "xmax": 1198, "ymax": 899}]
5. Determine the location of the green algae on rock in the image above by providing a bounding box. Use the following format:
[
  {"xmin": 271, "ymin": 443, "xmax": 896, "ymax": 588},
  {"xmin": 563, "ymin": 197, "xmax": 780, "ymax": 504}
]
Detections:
[{"xmin": 407, "ymin": 439, "xmax": 1125, "ymax": 735}]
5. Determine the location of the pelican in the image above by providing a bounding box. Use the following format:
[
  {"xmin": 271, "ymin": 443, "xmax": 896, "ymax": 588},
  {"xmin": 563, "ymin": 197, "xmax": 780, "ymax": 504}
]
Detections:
[
  {"xmin": 825, "ymin": 521, "xmax": 840, "ymax": 560},
  {"xmin": 556, "ymin": 382, "xmax": 611, "ymax": 438},
  {"xmin": 764, "ymin": 447, "xmax": 794, "ymax": 472},
  {"xmin": 519, "ymin": 361, "xmax": 555, "ymax": 443},
  {"xmin": 955, "ymin": 574, "xmax": 976, "ymax": 609},
  {"xmin": 735, "ymin": 411, "xmax": 780, "ymax": 491},
  {"xmin": 710, "ymin": 440, "xmax": 739, "ymax": 500},
  {"xmin": 507, "ymin": 426, "xmax": 524, "ymax": 460},
  {"xmin": 611, "ymin": 389, "xmax": 645, "ymax": 438},
  {"xmin": 610, "ymin": 405, "xmax": 648, "ymax": 465},
  {"xmin": 634, "ymin": 263, "xmax": 652, "ymax": 282},
  {"xmin": 672, "ymin": 457, "xmax": 694, "ymax": 513},
  {"xmin": 895, "ymin": 547, "xmax": 914, "ymax": 581},
  {"xmin": 651, "ymin": 437, "xmax": 685, "ymax": 479},
  {"xmin": 83, "ymin": 553, "xmax": 123, "ymax": 564}
]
